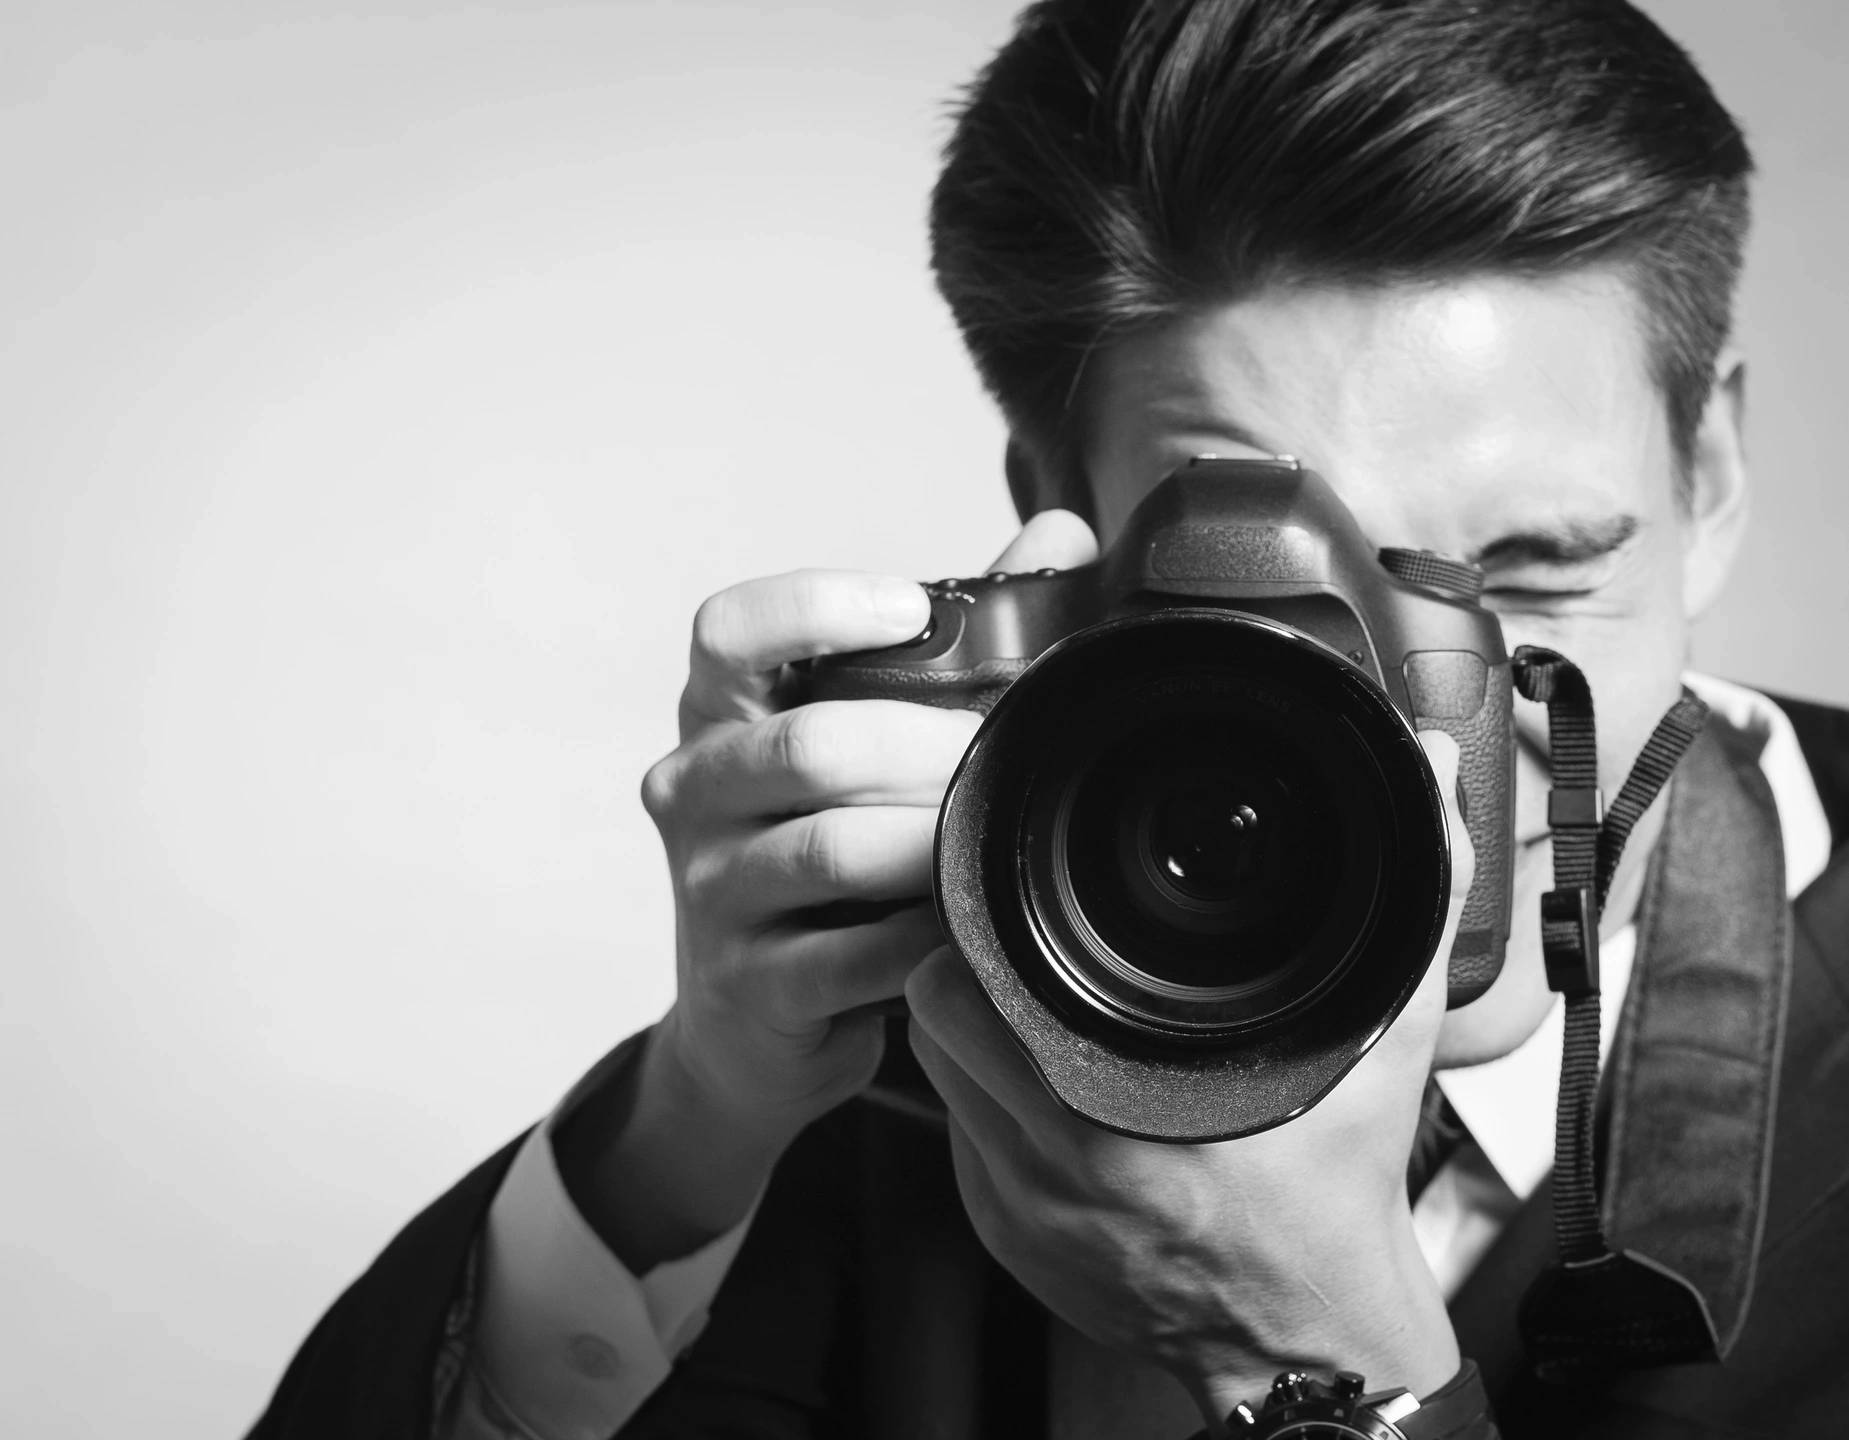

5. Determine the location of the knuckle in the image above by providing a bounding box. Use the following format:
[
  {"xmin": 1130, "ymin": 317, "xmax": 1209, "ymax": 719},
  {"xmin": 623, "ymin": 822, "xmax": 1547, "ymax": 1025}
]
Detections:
[
  {"xmin": 690, "ymin": 589, "xmax": 745, "ymax": 669},
  {"xmin": 687, "ymin": 936, "xmax": 752, "ymax": 1019},
  {"xmin": 639, "ymin": 757, "xmax": 675, "ymax": 821},
  {"xmin": 795, "ymin": 812, "xmax": 849, "ymax": 891},
  {"xmin": 769, "ymin": 705, "xmax": 836, "ymax": 786},
  {"xmin": 677, "ymin": 849, "xmax": 730, "ymax": 913}
]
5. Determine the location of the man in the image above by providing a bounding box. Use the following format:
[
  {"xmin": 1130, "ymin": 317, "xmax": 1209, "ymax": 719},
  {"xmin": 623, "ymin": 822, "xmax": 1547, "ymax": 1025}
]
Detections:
[{"xmin": 251, "ymin": 1, "xmax": 1849, "ymax": 1435}]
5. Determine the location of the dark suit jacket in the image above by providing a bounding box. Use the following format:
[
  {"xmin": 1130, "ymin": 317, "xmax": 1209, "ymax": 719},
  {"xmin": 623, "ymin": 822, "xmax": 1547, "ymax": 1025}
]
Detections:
[{"xmin": 249, "ymin": 697, "xmax": 1849, "ymax": 1440}]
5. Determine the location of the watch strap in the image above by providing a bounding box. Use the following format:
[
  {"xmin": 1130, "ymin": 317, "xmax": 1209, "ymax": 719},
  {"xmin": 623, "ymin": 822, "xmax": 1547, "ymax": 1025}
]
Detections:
[{"xmin": 1399, "ymin": 1359, "xmax": 1497, "ymax": 1439}]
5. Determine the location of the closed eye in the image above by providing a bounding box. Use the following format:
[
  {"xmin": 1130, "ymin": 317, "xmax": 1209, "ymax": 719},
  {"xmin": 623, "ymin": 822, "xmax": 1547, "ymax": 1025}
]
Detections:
[
  {"xmin": 1482, "ymin": 583, "xmax": 1601, "ymax": 605},
  {"xmin": 1469, "ymin": 514, "xmax": 1640, "ymax": 570},
  {"xmin": 1473, "ymin": 514, "xmax": 1640, "ymax": 605}
]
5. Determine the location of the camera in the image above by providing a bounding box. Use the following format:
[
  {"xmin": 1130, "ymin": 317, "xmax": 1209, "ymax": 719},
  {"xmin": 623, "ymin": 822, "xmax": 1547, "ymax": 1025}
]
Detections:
[{"xmin": 809, "ymin": 457, "xmax": 1514, "ymax": 1141}]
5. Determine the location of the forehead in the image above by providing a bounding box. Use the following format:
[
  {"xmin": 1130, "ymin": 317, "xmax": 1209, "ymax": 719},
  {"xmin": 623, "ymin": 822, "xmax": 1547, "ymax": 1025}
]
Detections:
[{"xmin": 1075, "ymin": 271, "xmax": 1674, "ymax": 550}]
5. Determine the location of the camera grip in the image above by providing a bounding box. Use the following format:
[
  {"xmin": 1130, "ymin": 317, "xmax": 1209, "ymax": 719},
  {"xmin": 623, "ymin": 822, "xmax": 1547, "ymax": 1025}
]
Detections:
[
  {"xmin": 802, "ymin": 568, "xmax": 1090, "ymax": 716},
  {"xmin": 1404, "ymin": 652, "xmax": 1515, "ymax": 1007},
  {"xmin": 803, "ymin": 657, "xmax": 1028, "ymax": 716}
]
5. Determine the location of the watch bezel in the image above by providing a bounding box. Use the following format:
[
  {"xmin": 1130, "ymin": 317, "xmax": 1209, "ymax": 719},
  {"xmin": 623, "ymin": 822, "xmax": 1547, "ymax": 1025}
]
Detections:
[{"xmin": 1230, "ymin": 1371, "xmax": 1421, "ymax": 1440}]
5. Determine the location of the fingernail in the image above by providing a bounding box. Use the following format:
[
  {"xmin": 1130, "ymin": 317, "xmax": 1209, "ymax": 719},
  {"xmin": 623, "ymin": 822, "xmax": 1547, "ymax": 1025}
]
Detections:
[{"xmin": 876, "ymin": 578, "xmax": 929, "ymax": 632}]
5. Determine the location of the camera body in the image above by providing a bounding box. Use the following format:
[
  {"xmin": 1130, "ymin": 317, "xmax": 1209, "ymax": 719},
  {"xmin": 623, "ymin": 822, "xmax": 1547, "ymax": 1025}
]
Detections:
[{"xmin": 811, "ymin": 457, "xmax": 1514, "ymax": 1140}]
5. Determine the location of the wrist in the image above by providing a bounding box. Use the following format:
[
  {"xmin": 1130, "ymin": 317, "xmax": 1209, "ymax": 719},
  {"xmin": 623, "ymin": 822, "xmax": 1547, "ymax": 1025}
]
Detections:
[
  {"xmin": 554, "ymin": 1015, "xmax": 798, "ymax": 1273},
  {"xmin": 1187, "ymin": 1210, "xmax": 1459, "ymax": 1425}
]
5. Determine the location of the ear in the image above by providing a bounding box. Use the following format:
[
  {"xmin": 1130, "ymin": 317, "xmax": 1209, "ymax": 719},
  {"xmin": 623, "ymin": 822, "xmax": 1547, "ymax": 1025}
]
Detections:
[
  {"xmin": 1681, "ymin": 352, "xmax": 1750, "ymax": 620},
  {"xmin": 1004, "ymin": 435, "xmax": 1095, "ymax": 527}
]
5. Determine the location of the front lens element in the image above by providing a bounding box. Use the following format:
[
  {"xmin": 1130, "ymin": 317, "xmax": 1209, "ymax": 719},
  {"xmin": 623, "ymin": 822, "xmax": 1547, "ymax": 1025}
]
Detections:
[
  {"xmin": 1148, "ymin": 788, "xmax": 1266, "ymax": 903},
  {"xmin": 1036, "ymin": 681, "xmax": 1386, "ymax": 1022}
]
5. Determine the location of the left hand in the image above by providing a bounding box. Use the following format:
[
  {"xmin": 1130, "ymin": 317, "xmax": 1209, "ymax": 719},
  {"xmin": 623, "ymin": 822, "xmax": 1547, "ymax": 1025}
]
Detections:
[{"xmin": 906, "ymin": 731, "xmax": 1471, "ymax": 1428}]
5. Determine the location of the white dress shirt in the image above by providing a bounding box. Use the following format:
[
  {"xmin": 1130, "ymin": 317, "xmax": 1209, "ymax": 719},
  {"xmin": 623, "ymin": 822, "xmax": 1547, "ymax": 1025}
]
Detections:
[
  {"xmin": 449, "ymin": 1051, "xmax": 759, "ymax": 1440},
  {"xmin": 451, "ymin": 674, "xmax": 1833, "ymax": 1439}
]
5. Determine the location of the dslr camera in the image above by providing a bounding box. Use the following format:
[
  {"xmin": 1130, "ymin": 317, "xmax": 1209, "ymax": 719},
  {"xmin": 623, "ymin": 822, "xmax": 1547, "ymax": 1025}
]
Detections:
[{"xmin": 809, "ymin": 457, "xmax": 1513, "ymax": 1141}]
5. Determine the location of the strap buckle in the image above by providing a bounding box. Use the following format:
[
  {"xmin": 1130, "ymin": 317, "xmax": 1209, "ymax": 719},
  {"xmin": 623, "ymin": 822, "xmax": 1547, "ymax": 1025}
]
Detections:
[
  {"xmin": 1541, "ymin": 886, "xmax": 1601, "ymax": 995},
  {"xmin": 1547, "ymin": 785, "xmax": 1606, "ymax": 830}
]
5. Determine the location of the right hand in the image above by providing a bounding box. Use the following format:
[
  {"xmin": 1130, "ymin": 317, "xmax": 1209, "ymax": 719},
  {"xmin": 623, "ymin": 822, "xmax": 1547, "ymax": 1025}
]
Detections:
[
  {"xmin": 645, "ymin": 508, "xmax": 1100, "ymax": 1140},
  {"xmin": 560, "ymin": 510, "xmax": 1098, "ymax": 1270},
  {"xmin": 639, "ymin": 569, "xmax": 968, "ymax": 1133}
]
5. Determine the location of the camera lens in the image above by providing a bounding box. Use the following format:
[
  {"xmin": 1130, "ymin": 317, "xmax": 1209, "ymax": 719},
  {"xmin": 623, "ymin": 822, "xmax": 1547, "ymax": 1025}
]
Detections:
[
  {"xmin": 1139, "ymin": 778, "xmax": 1285, "ymax": 914},
  {"xmin": 934, "ymin": 608, "xmax": 1454, "ymax": 1135},
  {"xmin": 941, "ymin": 611, "xmax": 1450, "ymax": 1048},
  {"xmin": 1146, "ymin": 790, "xmax": 1263, "ymax": 904},
  {"xmin": 1046, "ymin": 695, "xmax": 1375, "ymax": 1009}
]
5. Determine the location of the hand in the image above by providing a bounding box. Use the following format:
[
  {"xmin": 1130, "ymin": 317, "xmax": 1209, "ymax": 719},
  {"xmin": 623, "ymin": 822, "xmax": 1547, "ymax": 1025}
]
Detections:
[
  {"xmin": 557, "ymin": 510, "xmax": 1100, "ymax": 1271},
  {"xmin": 907, "ymin": 731, "xmax": 1473, "ymax": 1427}
]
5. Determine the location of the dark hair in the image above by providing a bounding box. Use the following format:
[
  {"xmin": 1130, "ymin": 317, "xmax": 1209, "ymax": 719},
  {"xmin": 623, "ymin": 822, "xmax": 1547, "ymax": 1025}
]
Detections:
[{"xmin": 930, "ymin": 0, "xmax": 1754, "ymax": 511}]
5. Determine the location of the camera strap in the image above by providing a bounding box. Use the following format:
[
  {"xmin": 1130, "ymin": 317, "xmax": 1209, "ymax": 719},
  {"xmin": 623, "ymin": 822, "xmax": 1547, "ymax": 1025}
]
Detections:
[{"xmin": 1506, "ymin": 645, "xmax": 1719, "ymax": 1378}]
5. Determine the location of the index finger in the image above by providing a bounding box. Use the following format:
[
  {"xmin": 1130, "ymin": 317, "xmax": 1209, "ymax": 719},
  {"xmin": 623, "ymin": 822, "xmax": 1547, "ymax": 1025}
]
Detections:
[{"xmin": 681, "ymin": 569, "xmax": 930, "ymax": 733}]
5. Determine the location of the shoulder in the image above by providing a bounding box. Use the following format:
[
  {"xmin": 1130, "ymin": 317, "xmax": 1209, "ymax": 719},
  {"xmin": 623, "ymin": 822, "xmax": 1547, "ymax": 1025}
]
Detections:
[
  {"xmin": 1765, "ymin": 696, "xmax": 1849, "ymax": 1293},
  {"xmin": 247, "ymin": 1130, "xmax": 528, "ymax": 1439}
]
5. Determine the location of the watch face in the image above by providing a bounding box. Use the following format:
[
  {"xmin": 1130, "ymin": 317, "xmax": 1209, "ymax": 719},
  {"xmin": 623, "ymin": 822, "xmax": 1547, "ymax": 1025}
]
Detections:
[{"xmin": 1264, "ymin": 1421, "xmax": 1402, "ymax": 1440}]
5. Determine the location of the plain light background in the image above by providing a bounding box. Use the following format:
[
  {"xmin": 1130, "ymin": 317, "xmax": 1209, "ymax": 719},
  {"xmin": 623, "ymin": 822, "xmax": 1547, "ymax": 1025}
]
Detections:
[{"xmin": 3, "ymin": 2, "xmax": 1844, "ymax": 1433}]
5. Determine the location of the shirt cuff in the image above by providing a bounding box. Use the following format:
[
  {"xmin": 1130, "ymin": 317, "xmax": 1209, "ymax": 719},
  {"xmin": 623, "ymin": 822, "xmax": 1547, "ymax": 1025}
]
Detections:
[{"xmin": 472, "ymin": 1039, "xmax": 758, "ymax": 1440}]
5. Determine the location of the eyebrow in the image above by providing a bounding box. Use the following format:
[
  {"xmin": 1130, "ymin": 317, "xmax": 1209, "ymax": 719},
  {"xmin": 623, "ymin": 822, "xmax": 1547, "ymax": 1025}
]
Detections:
[{"xmin": 1469, "ymin": 514, "xmax": 1641, "ymax": 568}]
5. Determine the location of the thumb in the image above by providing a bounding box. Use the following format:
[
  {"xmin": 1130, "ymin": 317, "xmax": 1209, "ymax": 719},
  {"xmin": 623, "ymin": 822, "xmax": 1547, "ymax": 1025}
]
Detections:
[
  {"xmin": 983, "ymin": 508, "xmax": 1100, "ymax": 576},
  {"xmin": 1417, "ymin": 729, "xmax": 1476, "ymax": 921},
  {"xmin": 1365, "ymin": 729, "xmax": 1471, "ymax": 1067}
]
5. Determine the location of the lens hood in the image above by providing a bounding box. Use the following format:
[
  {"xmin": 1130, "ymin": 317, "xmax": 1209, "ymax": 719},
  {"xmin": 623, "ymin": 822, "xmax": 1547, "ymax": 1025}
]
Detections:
[{"xmin": 934, "ymin": 609, "xmax": 1451, "ymax": 1141}]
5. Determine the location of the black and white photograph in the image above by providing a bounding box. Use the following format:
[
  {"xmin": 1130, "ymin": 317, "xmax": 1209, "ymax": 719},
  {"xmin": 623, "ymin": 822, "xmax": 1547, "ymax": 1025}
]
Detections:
[{"xmin": 6, "ymin": 2, "xmax": 1849, "ymax": 1436}]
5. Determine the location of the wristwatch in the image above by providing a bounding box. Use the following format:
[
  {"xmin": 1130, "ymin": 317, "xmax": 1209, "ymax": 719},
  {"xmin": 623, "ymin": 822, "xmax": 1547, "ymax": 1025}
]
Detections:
[{"xmin": 1199, "ymin": 1361, "xmax": 1498, "ymax": 1439}]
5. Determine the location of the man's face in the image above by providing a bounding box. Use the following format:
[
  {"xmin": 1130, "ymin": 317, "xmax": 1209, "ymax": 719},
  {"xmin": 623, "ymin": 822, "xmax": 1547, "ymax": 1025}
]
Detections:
[{"xmin": 1067, "ymin": 271, "xmax": 1747, "ymax": 1062}]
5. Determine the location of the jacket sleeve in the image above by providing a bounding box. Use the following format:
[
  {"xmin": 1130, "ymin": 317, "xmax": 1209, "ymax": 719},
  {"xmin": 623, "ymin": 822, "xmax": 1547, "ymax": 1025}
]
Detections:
[
  {"xmin": 247, "ymin": 1040, "xmax": 881, "ymax": 1440},
  {"xmin": 459, "ymin": 1041, "xmax": 760, "ymax": 1439}
]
